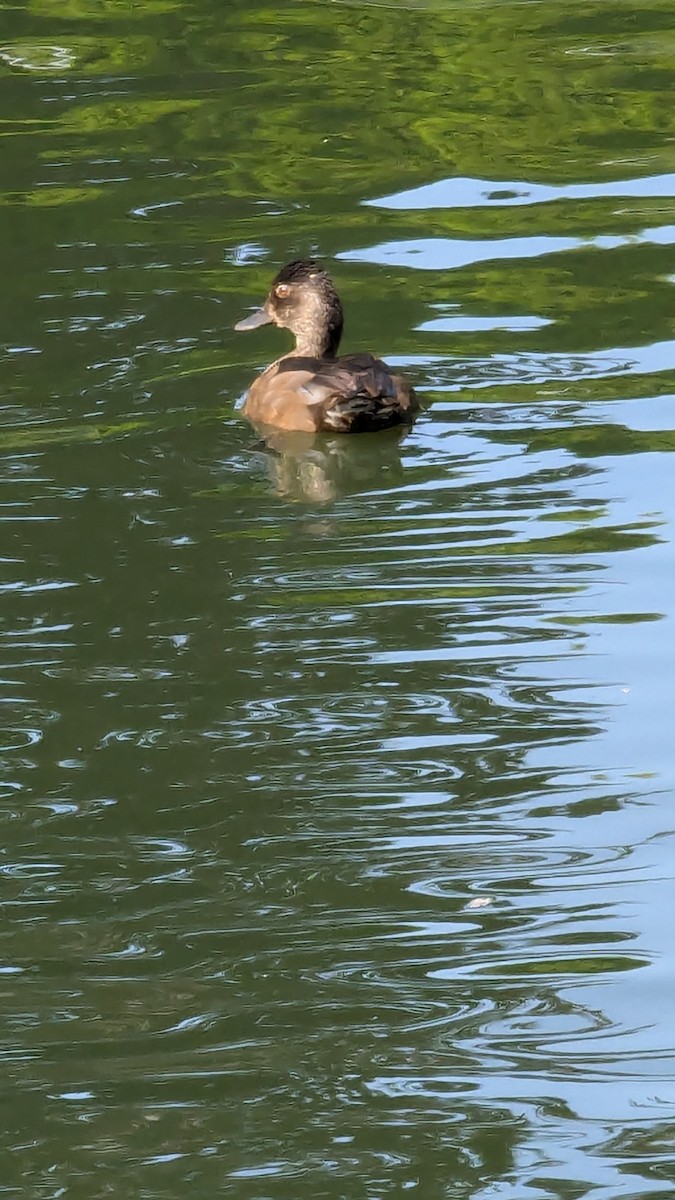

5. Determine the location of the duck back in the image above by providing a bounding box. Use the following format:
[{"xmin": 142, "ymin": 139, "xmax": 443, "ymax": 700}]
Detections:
[{"xmin": 243, "ymin": 352, "xmax": 417, "ymax": 434}]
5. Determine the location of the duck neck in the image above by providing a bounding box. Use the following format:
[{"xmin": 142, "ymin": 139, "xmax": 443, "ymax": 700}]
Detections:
[
  {"xmin": 288, "ymin": 290, "xmax": 344, "ymax": 359},
  {"xmin": 293, "ymin": 321, "xmax": 342, "ymax": 359}
]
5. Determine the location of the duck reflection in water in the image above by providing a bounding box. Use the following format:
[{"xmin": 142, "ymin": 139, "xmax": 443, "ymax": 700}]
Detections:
[
  {"xmin": 248, "ymin": 424, "xmax": 412, "ymax": 503},
  {"xmin": 234, "ymin": 259, "xmax": 418, "ymax": 435}
]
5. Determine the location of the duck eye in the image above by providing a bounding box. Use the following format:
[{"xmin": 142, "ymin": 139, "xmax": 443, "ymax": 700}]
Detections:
[{"xmin": 275, "ymin": 283, "xmax": 292, "ymax": 299}]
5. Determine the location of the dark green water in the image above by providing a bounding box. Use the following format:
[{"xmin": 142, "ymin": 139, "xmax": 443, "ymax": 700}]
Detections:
[{"xmin": 1, "ymin": 0, "xmax": 675, "ymax": 1195}]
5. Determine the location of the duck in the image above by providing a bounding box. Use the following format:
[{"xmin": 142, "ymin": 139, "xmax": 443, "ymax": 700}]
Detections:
[{"xmin": 234, "ymin": 259, "xmax": 418, "ymax": 434}]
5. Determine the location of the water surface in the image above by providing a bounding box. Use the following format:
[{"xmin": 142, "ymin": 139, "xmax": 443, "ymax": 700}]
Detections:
[{"xmin": 1, "ymin": 0, "xmax": 675, "ymax": 1196}]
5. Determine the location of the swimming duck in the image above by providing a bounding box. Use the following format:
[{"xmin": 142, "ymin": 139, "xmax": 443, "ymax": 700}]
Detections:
[{"xmin": 234, "ymin": 259, "xmax": 418, "ymax": 433}]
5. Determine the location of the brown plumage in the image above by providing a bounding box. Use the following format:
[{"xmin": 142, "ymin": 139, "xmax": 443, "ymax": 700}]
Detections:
[{"xmin": 234, "ymin": 259, "xmax": 418, "ymax": 434}]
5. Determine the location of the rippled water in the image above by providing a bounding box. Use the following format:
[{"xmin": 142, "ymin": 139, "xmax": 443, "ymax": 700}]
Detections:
[{"xmin": 1, "ymin": 0, "xmax": 675, "ymax": 1196}]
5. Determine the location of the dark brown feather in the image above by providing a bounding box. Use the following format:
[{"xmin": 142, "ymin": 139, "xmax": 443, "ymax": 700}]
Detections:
[{"xmin": 243, "ymin": 354, "xmax": 416, "ymax": 434}]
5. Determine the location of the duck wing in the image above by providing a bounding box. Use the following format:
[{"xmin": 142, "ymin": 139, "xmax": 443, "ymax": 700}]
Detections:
[{"xmin": 297, "ymin": 353, "xmax": 418, "ymax": 433}]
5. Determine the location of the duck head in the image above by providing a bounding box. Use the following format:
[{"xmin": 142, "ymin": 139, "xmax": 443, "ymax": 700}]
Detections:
[{"xmin": 235, "ymin": 259, "xmax": 344, "ymax": 358}]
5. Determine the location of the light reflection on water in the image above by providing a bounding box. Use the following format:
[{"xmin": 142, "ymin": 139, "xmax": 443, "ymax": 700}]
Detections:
[
  {"xmin": 340, "ymin": 228, "xmax": 675, "ymax": 270},
  {"xmin": 367, "ymin": 172, "xmax": 675, "ymax": 210}
]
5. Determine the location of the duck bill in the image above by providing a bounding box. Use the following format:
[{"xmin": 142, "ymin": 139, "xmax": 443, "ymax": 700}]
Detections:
[{"xmin": 234, "ymin": 306, "xmax": 273, "ymax": 332}]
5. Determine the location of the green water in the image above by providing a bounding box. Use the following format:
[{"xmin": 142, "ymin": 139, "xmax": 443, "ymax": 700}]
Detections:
[{"xmin": 1, "ymin": 0, "xmax": 675, "ymax": 1196}]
